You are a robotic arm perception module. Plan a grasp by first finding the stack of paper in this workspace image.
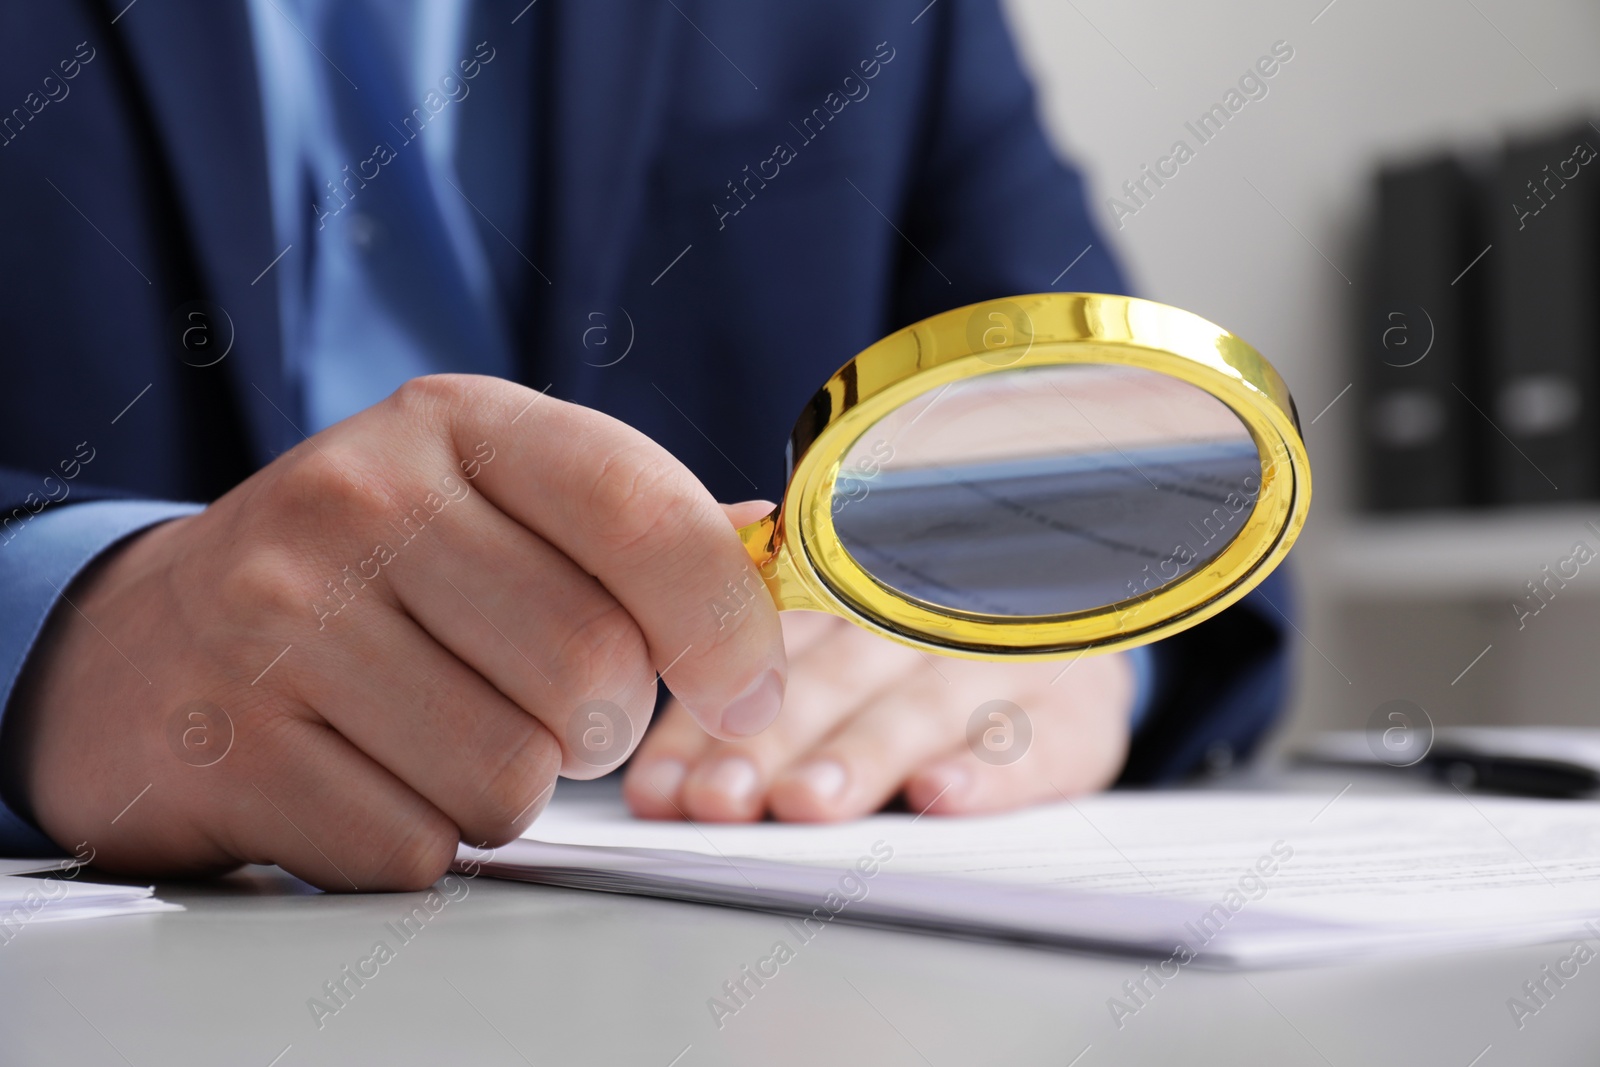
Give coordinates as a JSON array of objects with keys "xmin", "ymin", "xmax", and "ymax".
[
  {"xmin": 459, "ymin": 790, "xmax": 1600, "ymax": 967},
  {"xmin": 0, "ymin": 859, "xmax": 181, "ymax": 942}
]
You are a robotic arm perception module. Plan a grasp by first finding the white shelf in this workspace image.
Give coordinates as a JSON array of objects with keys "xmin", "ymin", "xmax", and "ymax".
[{"xmin": 1300, "ymin": 506, "xmax": 1600, "ymax": 597}]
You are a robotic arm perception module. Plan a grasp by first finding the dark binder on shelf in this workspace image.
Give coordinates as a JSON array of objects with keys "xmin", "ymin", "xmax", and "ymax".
[
  {"xmin": 1359, "ymin": 156, "xmax": 1482, "ymax": 512},
  {"xmin": 1482, "ymin": 124, "xmax": 1600, "ymax": 506}
]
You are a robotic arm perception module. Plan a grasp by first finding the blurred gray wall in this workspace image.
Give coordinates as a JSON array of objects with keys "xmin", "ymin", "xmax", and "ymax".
[{"xmin": 1003, "ymin": 0, "xmax": 1600, "ymax": 745}]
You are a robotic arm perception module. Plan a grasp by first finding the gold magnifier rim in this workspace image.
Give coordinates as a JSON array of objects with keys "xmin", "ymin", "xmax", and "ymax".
[{"xmin": 738, "ymin": 292, "xmax": 1310, "ymax": 661}]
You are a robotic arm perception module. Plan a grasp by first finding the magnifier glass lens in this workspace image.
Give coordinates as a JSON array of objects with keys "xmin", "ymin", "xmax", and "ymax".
[{"xmin": 829, "ymin": 364, "xmax": 1262, "ymax": 618}]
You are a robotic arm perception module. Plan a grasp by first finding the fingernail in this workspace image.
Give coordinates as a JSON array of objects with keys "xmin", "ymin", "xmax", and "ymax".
[
  {"xmin": 718, "ymin": 669, "xmax": 783, "ymax": 738},
  {"xmin": 794, "ymin": 759, "xmax": 847, "ymax": 801},
  {"xmin": 705, "ymin": 757, "xmax": 760, "ymax": 803},
  {"xmin": 641, "ymin": 759, "xmax": 686, "ymax": 802},
  {"xmin": 920, "ymin": 764, "xmax": 971, "ymax": 808}
]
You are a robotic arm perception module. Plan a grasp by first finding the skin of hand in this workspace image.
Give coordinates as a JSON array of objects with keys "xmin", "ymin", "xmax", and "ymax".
[
  {"xmin": 623, "ymin": 514, "xmax": 1137, "ymax": 825},
  {"xmin": 0, "ymin": 376, "xmax": 788, "ymax": 891}
]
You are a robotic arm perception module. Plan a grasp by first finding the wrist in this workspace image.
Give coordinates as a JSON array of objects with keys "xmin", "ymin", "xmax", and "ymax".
[{"xmin": 3, "ymin": 513, "xmax": 192, "ymax": 853}]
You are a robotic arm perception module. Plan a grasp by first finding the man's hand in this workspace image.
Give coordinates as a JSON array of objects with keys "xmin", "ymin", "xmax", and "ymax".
[
  {"xmin": 3, "ymin": 376, "xmax": 787, "ymax": 890},
  {"xmin": 623, "ymin": 611, "xmax": 1134, "ymax": 822}
]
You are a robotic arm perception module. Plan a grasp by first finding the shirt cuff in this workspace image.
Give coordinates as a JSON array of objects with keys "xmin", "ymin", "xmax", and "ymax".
[
  {"xmin": 0, "ymin": 499, "xmax": 204, "ymax": 856},
  {"xmin": 1125, "ymin": 644, "xmax": 1159, "ymax": 734}
]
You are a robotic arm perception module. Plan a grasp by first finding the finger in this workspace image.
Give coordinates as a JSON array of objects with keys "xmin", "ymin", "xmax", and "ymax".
[
  {"xmin": 719, "ymin": 499, "xmax": 776, "ymax": 528},
  {"xmin": 768, "ymin": 609, "xmax": 855, "ymax": 658},
  {"xmin": 622, "ymin": 612, "xmax": 860, "ymax": 820},
  {"xmin": 226, "ymin": 712, "xmax": 462, "ymax": 892},
  {"xmin": 376, "ymin": 484, "xmax": 655, "ymax": 779},
  {"xmin": 904, "ymin": 690, "xmax": 1131, "ymax": 817},
  {"xmin": 782, "ymin": 649, "xmax": 1135, "ymax": 820},
  {"xmin": 766, "ymin": 667, "xmax": 967, "ymax": 822},
  {"xmin": 290, "ymin": 596, "xmax": 562, "ymax": 847},
  {"xmin": 402, "ymin": 376, "xmax": 788, "ymax": 741},
  {"xmin": 675, "ymin": 617, "xmax": 925, "ymax": 821},
  {"xmin": 620, "ymin": 700, "xmax": 715, "ymax": 819}
]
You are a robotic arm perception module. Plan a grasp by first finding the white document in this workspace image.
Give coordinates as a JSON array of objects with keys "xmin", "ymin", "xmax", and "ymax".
[
  {"xmin": 458, "ymin": 789, "xmax": 1600, "ymax": 967},
  {"xmin": 0, "ymin": 874, "xmax": 181, "ymax": 940},
  {"xmin": 0, "ymin": 859, "xmax": 75, "ymax": 878}
]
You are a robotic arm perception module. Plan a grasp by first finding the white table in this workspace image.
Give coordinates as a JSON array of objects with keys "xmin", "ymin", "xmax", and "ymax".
[{"xmin": 3, "ymin": 774, "xmax": 1596, "ymax": 1065}]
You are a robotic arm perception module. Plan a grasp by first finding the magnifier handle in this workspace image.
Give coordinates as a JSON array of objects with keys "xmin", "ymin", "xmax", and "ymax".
[{"xmin": 735, "ymin": 507, "xmax": 826, "ymax": 612}]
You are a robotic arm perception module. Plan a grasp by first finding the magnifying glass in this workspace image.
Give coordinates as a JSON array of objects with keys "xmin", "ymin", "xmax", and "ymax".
[{"xmin": 736, "ymin": 292, "xmax": 1310, "ymax": 660}]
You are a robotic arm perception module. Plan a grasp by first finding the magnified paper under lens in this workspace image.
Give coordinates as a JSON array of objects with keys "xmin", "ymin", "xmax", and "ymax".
[{"xmin": 829, "ymin": 364, "xmax": 1263, "ymax": 618}]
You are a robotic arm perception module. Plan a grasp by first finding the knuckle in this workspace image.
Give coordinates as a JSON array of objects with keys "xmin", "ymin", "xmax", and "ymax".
[
  {"xmin": 387, "ymin": 373, "xmax": 471, "ymax": 422},
  {"xmin": 475, "ymin": 724, "xmax": 560, "ymax": 842},
  {"xmin": 699, "ymin": 583, "xmax": 761, "ymax": 651},
  {"xmin": 585, "ymin": 445, "xmax": 701, "ymax": 558},
  {"xmin": 216, "ymin": 549, "xmax": 306, "ymax": 622},
  {"xmin": 551, "ymin": 600, "xmax": 652, "ymax": 700},
  {"xmin": 287, "ymin": 441, "xmax": 395, "ymax": 524},
  {"xmin": 371, "ymin": 817, "xmax": 458, "ymax": 891}
]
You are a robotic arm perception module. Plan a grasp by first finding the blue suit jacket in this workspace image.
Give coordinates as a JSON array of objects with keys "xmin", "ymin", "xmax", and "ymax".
[{"xmin": 0, "ymin": 0, "xmax": 1289, "ymax": 785}]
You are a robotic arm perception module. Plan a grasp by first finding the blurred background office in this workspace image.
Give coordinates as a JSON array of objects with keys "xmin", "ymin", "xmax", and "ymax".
[{"xmin": 1001, "ymin": 0, "xmax": 1600, "ymax": 750}]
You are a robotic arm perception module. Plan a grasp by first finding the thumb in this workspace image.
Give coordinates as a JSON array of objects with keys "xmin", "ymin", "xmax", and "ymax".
[{"xmin": 719, "ymin": 499, "xmax": 777, "ymax": 529}]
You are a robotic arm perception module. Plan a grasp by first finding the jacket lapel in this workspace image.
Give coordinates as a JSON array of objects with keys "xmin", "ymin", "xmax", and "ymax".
[{"xmin": 110, "ymin": 0, "xmax": 291, "ymax": 465}]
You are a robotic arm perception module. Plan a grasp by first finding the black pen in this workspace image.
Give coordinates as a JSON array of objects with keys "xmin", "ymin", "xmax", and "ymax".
[{"xmin": 1425, "ymin": 747, "xmax": 1600, "ymax": 799}]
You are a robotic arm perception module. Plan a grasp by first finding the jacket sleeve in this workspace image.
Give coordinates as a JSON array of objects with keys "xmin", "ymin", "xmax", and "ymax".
[
  {"xmin": 891, "ymin": 0, "xmax": 1293, "ymax": 782},
  {"xmin": 0, "ymin": 469, "xmax": 201, "ymax": 855}
]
